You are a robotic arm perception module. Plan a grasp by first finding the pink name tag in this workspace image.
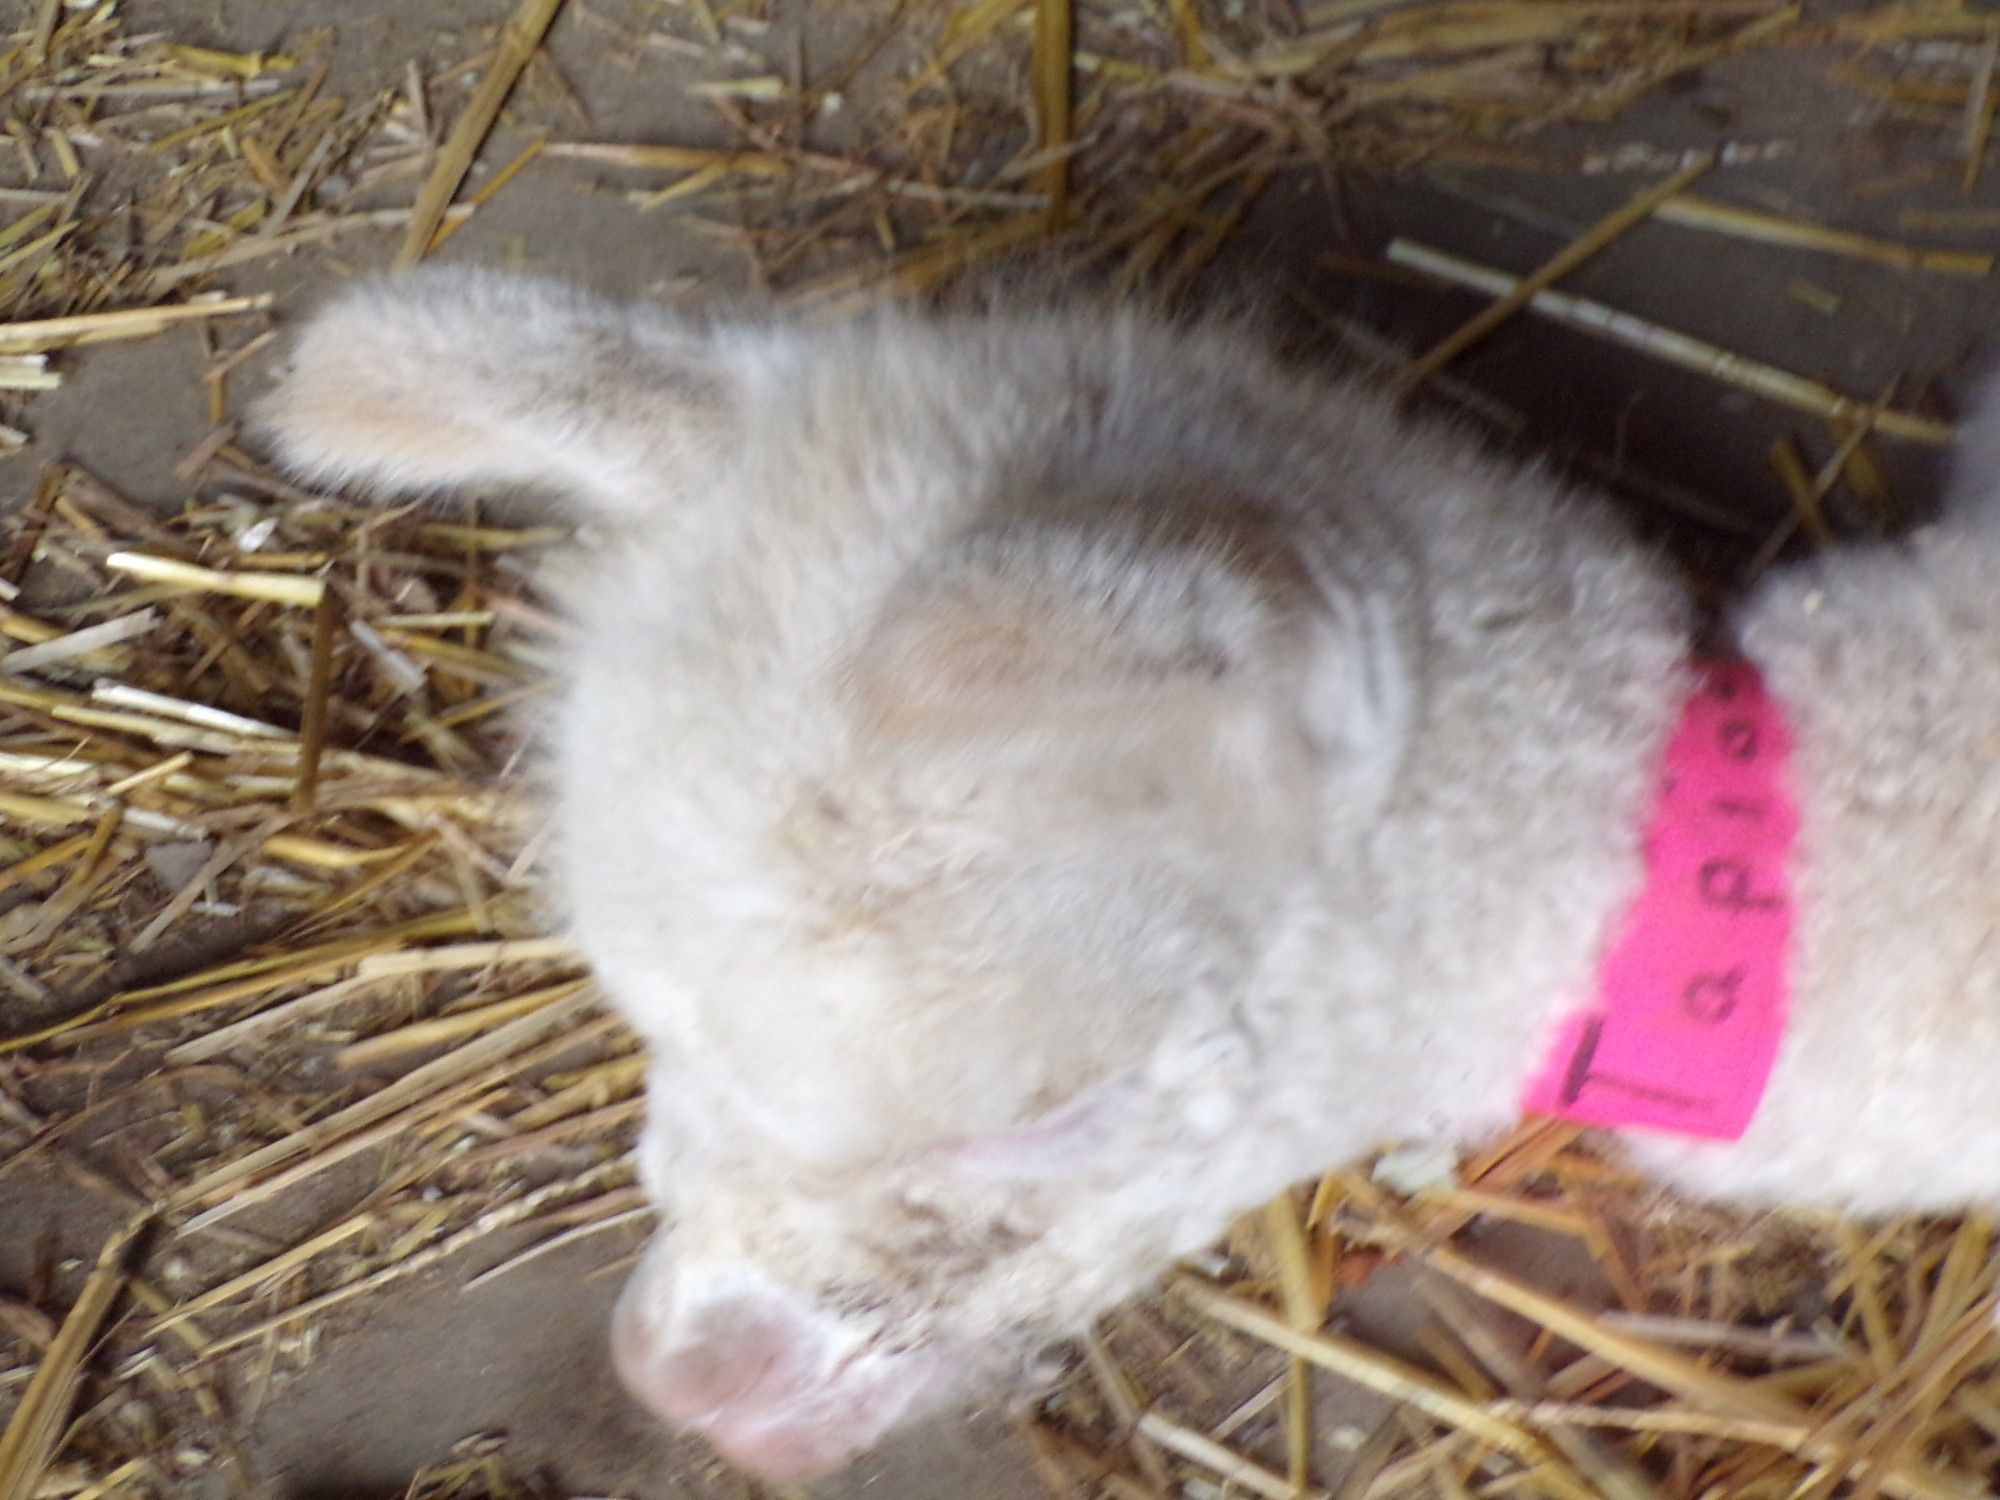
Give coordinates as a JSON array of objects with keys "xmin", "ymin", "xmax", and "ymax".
[{"xmin": 1522, "ymin": 661, "xmax": 1798, "ymax": 1141}]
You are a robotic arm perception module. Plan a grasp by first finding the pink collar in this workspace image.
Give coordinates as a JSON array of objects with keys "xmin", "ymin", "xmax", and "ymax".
[{"xmin": 1522, "ymin": 661, "xmax": 1798, "ymax": 1142}]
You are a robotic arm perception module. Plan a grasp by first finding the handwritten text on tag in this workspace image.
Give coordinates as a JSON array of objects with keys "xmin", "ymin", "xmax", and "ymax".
[{"xmin": 1523, "ymin": 662, "xmax": 1798, "ymax": 1142}]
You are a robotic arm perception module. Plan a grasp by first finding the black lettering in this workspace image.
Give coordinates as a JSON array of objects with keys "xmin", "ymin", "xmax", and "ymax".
[
  {"xmin": 1698, "ymin": 857, "xmax": 1783, "ymax": 912},
  {"xmin": 1682, "ymin": 967, "xmax": 1746, "ymax": 1024},
  {"xmin": 1717, "ymin": 718, "xmax": 1759, "ymax": 763},
  {"xmin": 1558, "ymin": 1014, "xmax": 1606, "ymax": 1106},
  {"xmin": 1559, "ymin": 1015, "xmax": 1709, "ymax": 1112},
  {"xmin": 1710, "ymin": 796, "xmax": 1766, "ymax": 821}
]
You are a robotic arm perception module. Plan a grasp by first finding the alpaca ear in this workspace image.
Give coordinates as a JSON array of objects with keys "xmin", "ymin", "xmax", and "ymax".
[
  {"xmin": 850, "ymin": 525, "xmax": 1300, "ymax": 745},
  {"xmin": 847, "ymin": 522, "xmax": 1409, "ymax": 808},
  {"xmin": 255, "ymin": 266, "xmax": 723, "ymax": 518}
]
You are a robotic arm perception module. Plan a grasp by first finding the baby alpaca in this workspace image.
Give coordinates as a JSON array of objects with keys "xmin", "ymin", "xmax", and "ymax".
[{"xmin": 258, "ymin": 268, "xmax": 2000, "ymax": 1484}]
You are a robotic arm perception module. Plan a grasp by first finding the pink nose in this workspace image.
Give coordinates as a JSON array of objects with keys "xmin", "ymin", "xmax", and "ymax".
[
  {"xmin": 706, "ymin": 1416, "xmax": 860, "ymax": 1486},
  {"xmin": 612, "ymin": 1296, "xmax": 862, "ymax": 1483},
  {"xmin": 612, "ymin": 1300, "xmax": 794, "ymax": 1425}
]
